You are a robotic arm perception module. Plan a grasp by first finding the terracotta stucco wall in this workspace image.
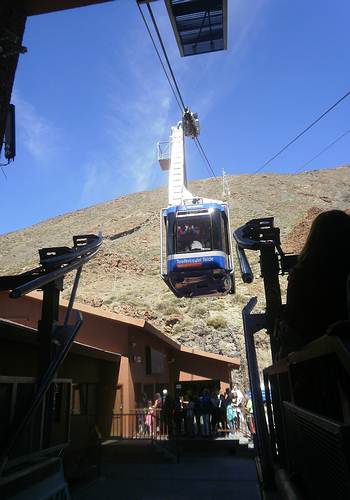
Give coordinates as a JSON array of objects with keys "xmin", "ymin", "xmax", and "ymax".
[{"xmin": 0, "ymin": 292, "xmax": 237, "ymax": 412}]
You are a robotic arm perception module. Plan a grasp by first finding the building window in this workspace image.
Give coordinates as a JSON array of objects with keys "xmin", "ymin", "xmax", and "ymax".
[
  {"xmin": 72, "ymin": 384, "xmax": 97, "ymax": 416},
  {"xmin": 145, "ymin": 346, "xmax": 165, "ymax": 375},
  {"xmin": 145, "ymin": 346, "xmax": 152, "ymax": 375},
  {"xmin": 72, "ymin": 384, "xmax": 87, "ymax": 415}
]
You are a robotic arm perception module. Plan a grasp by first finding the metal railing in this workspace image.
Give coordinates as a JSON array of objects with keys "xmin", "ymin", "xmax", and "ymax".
[
  {"xmin": 263, "ymin": 332, "xmax": 350, "ymax": 499},
  {"xmin": 0, "ymin": 233, "xmax": 102, "ymax": 298},
  {"xmin": 110, "ymin": 408, "xmax": 255, "ymax": 441},
  {"xmin": 111, "ymin": 410, "xmax": 169, "ymax": 440}
]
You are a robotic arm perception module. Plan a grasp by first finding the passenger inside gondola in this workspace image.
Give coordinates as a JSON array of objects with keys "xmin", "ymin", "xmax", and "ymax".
[{"xmin": 176, "ymin": 218, "xmax": 211, "ymax": 253}]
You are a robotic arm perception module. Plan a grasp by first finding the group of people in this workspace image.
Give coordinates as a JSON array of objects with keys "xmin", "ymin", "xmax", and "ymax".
[
  {"xmin": 138, "ymin": 385, "xmax": 255, "ymax": 439},
  {"xmin": 177, "ymin": 222, "xmax": 209, "ymax": 252}
]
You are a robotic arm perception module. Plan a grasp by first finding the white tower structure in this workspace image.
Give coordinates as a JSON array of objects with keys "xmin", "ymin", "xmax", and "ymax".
[{"xmin": 222, "ymin": 168, "xmax": 231, "ymax": 198}]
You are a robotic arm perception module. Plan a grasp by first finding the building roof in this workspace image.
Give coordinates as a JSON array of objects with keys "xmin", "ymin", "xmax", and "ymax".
[
  {"xmin": 24, "ymin": 0, "xmax": 114, "ymax": 16},
  {"xmin": 0, "ymin": 316, "xmax": 121, "ymax": 363},
  {"xmin": 27, "ymin": 291, "xmax": 240, "ymax": 368}
]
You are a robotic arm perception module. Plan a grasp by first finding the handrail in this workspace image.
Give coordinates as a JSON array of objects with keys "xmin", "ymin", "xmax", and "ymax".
[
  {"xmin": 233, "ymin": 218, "xmax": 282, "ymax": 285},
  {"xmin": 0, "ymin": 233, "xmax": 102, "ymax": 298},
  {"xmin": 235, "ymin": 244, "xmax": 254, "ymax": 283},
  {"xmin": 242, "ymin": 298, "xmax": 274, "ymax": 486},
  {"xmin": 10, "ymin": 234, "xmax": 102, "ymax": 298},
  {"xmin": 39, "ymin": 234, "xmax": 102, "ymax": 268},
  {"xmin": 233, "ymin": 217, "xmax": 280, "ymax": 251}
]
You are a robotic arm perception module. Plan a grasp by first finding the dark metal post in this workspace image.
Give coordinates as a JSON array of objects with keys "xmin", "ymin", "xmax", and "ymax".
[
  {"xmin": 260, "ymin": 244, "xmax": 282, "ymax": 361},
  {"xmin": 37, "ymin": 280, "xmax": 62, "ymax": 375},
  {"xmin": 37, "ymin": 280, "xmax": 62, "ymax": 449},
  {"xmin": 0, "ymin": 1, "xmax": 26, "ymax": 153}
]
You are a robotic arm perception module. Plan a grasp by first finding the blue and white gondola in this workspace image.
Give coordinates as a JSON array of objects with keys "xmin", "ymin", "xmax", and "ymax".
[{"xmin": 160, "ymin": 199, "xmax": 235, "ymax": 298}]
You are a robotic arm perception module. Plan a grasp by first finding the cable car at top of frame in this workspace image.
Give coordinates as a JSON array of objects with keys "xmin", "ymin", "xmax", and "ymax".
[{"xmin": 158, "ymin": 109, "xmax": 234, "ymax": 298}]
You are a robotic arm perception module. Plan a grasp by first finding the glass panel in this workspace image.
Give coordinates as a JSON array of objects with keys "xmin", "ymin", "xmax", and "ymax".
[
  {"xmin": 221, "ymin": 213, "xmax": 229, "ymax": 254},
  {"xmin": 212, "ymin": 210, "xmax": 223, "ymax": 252},
  {"xmin": 71, "ymin": 384, "xmax": 87, "ymax": 416},
  {"xmin": 150, "ymin": 348, "xmax": 164, "ymax": 374},
  {"xmin": 176, "ymin": 215, "xmax": 212, "ymax": 253},
  {"xmin": 166, "ymin": 212, "xmax": 176, "ymax": 255}
]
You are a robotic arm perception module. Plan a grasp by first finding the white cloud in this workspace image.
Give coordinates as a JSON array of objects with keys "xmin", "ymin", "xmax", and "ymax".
[
  {"xmin": 80, "ymin": 23, "xmax": 174, "ymax": 202},
  {"xmin": 13, "ymin": 91, "xmax": 60, "ymax": 163}
]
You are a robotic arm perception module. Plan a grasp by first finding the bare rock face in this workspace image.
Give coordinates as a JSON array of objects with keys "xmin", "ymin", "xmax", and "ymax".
[
  {"xmin": 165, "ymin": 316, "xmax": 180, "ymax": 327},
  {"xmin": 283, "ymin": 206, "xmax": 324, "ymax": 254},
  {"xmin": 1, "ymin": 167, "xmax": 349, "ymax": 387}
]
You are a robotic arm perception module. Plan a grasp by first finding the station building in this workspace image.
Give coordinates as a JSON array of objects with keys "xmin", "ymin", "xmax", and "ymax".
[{"xmin": 0, "ymin": 291, "xmax": 240, "ymax": 443}]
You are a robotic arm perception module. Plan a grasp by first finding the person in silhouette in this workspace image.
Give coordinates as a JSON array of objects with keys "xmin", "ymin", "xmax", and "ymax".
[{"xmin": 282, "ymin": 209, "xmax": 350, "ymax": 356}]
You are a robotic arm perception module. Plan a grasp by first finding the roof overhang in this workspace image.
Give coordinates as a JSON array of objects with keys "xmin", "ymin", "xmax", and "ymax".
[
  {"xmin": 165, "ymin": 0, "xmax": 228, "ymax": 57},
  {"xmin": 23, "ymin": 0, "xmax": 114, "ymax": 16},
  {"xmin": 0, "ymin": 318, "xmax": 121, "ymax": 363},
  {"xmin": 24, "ymin": 291, "xmax": 239, "ymax": 367}
]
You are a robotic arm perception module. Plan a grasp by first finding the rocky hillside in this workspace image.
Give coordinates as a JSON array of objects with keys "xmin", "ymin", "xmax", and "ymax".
[{"xmin": 1, "ymin": 166, "xmax": 349, "ymax": 384}]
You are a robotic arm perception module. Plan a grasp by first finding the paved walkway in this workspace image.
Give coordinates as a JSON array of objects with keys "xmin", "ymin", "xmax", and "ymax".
[{"xmin": 72, "ymin": 447, "xmax": 261, "ymax": 500}]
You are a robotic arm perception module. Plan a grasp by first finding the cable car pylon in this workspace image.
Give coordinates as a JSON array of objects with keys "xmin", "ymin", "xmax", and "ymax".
[{"xmin": 158, "ymin": 109, "xmax": 235, "ymax": 298}]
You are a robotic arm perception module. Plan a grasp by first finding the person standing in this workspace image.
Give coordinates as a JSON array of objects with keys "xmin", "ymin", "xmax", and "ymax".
[
  {"xmin": 174, "ymin": 397, "xmax": 183, "ymax": 436},
  {"xmin": 218, "ymin": 393, "xmax": 226, "ymax": 436},
  {"xmin": 186, "ymin": 397, "xmax": 195, "ymax": 437},
  {"xmin": 162, "ymin": 389, "xmax": 174, "ymax": 437},
  {"xmin": 154, "ymin": 393, "xmax": 162, "ymax": 436},
  {"xmin": 284, "ymin": 210, "xmax": 350, "ymax": 355},
  {"xmin": 145, "ymin": 401, "xmax": 154, "ymax": 437},
  {"xmin": 232, "ymin": 385, "xmax": 243, "ymax": 431},
  {"xmin": 210, "ymin": 391, "xmax": 219, "ymax": 435},
  {"xmin": 200, "ymin": 390, "xmax": 212, "ymax": 437},
  {"xmin": 226, "ymin": 400, "xmax": 236, "ymax": 438},
  {"xmin": 193, "ymin": 393, "xmax": 201, "ymax": 436},
  {"xmin": 245, "ymin": 394, "xmax": 255, "ymax": 437}
]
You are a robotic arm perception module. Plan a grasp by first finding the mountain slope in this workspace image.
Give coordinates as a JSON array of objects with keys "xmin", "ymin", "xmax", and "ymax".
[{"xmin": 1, "ymin": 166, "xmax": 349, "ymax": 384}]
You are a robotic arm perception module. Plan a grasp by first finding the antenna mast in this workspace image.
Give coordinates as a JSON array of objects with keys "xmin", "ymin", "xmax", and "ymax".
[{"xmin": 222, "ymin": 168, "xmax": 230, "ymax": 198}]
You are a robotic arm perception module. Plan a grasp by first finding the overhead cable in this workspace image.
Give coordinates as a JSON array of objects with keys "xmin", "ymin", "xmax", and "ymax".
[
  {"xmin": 194, "ymin": 138, "xmax": 218, "ymax": 179},
  {"xmin": 255, "ymin": 89, "xmax": 350, "ymax": 174},
  {"xmin": 136, "ymin": 2, "xmax": 183, "ymax": 113},
  {"xmin": 295, "ymin": 127, "xmax": 350, "ymax": 173},
  {"xmin": 146, "ymin": 3, "xmax": 186, "ymax": 111},
  {"xmin": 138, "ymin": 2, "xmax": 218, "ymax": 179}
]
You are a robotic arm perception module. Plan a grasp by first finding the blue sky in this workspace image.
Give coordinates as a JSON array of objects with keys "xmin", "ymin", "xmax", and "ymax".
[{"xmin": 1, "ymin": 0, "xmax": 350, "ymax": 234}]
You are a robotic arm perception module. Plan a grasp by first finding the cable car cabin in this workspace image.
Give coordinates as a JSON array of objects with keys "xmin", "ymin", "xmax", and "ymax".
[{"xmin": 160, "ymin": 201, "xmax": 234, "ymax": 298}]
